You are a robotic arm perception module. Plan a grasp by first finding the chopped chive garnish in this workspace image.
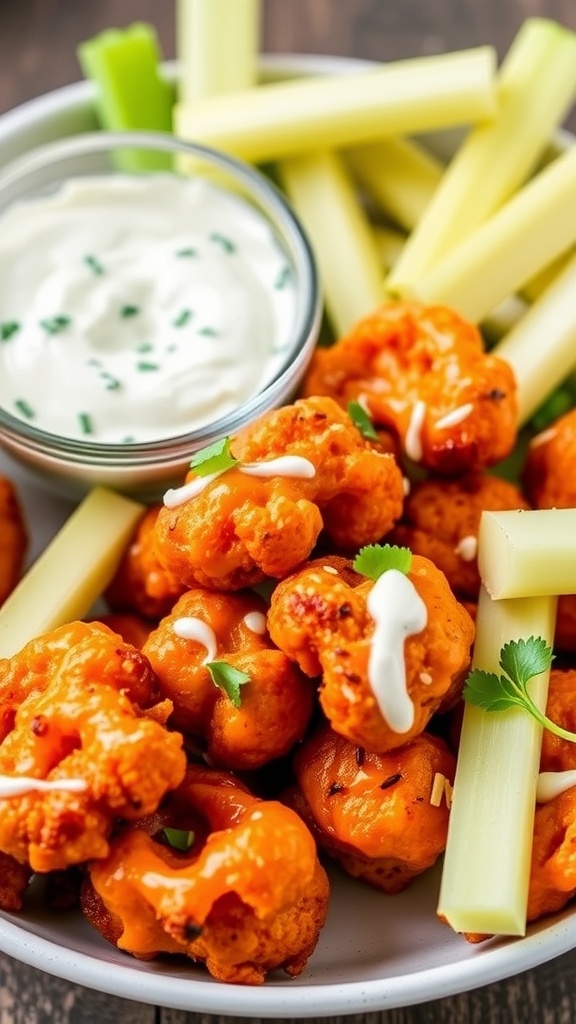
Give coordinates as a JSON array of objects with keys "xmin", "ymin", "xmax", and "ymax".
[
  {"xmin": 123, "ymin": 436, "xmax": 136, "ymax": 443},
  {"xmin": 100, "ymin": 372, "xmax": 121, "ymax": 391},
  {"xmin": 78, "ymin": 412, "xmax": 93, "ymax": 435},
  {"xmin": 136, "ymin": 361, "xmax": 159, "ymax": 371},
  {"xmin": 84, "ymin": 254, "xmax": 104, "ymax": 276},
  {"xmin": 137, "ymin": 342, "xmax": 154, "ymax": 354},
  {"xmin": 274, "ymin": 266, "xmax": 291, "ymax": 289},
  {"xmin": 0, "ymin": 321, "xmax": 20, "ymax": 341},
  {"xmin": 175, "ymin": 247, "xmax": 197, "ymax": 258},
  {"xmin": 87, "ymin": 357, "xmax": 102, "ymax": 367},
  {"xmin": 120, "ymin": 305, "xmax": 140, "ymax": 318},
  {"xmin": 209, "ymin": 232, "xmax": 236, "ymax": 254},
  {"xmin": 40, "ymin": 315, "xmax": 71, "ymax": 334},
  {"xmin": 15, "ymin": 398, "xmax": 34, "ymax": 418},
  {"xmin": 197, "ymin": 326, "xmax": 218, "ymax": 337},
  {"xmin": 173, "ymin": 309, "xmax": 193, "ymax": 328}
]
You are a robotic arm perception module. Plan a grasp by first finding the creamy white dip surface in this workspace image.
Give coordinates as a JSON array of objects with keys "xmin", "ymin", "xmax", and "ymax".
[{"xmin": 0, "ymin": 174, "xmax": 297, "ymax": 443}]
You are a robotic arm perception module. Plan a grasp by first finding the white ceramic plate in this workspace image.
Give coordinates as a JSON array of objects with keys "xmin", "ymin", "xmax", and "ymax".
[{"xmin": 0, "ymin": 54, "xmax": 575, "ymax": 1017}]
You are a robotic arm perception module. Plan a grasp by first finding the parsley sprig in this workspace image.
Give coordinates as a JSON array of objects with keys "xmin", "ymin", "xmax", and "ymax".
[
  {"xmin": 463, "ymin": 636, "xmax": 576, "ymax": 743},
  {"xmin": 353, "ymin": 543, "xmax": 412, "ymax": 580},
  {"xmin": 206, "ymin": 661, "xmax": 250, "ymax": 708}
]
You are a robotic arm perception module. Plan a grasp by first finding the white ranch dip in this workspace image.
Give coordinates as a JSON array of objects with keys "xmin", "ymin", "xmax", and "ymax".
[{"xmin": 0, "ymin": 174, "xmax": 298, "ymax": 443}]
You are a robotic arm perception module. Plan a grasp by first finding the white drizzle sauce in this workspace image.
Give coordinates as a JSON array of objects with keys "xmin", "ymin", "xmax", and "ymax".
[
  {"xmin": 434, "ymin": 403, "xmax": 474, "ymax": 430},
  {"xmin": 242, "ymin": 611, "xmax": 267, "ymax": 635},
  {"xmin": 404, "ymin": 400, "xmax": 427, "ymax": 462},
  {"xmin": 172, "ymin": 616, "xmax": 218, "ymax": 663},
  {"xmin": 536, "ymin": 769, "xmax": 576, "ymax": 803},
  {"xmin": 0, "ymin": 175, "xmax": 298, "ymax": 443},
  {"xmin": 455, "ymin": 535, "xmax": 478, "ymax": 561},
  {"xmin": 164, "ymin": 455, "xmax": 316, "ymax": 508},
  {"xmin": 366, "ymin": 569, "xmax": 428, "ymax": 733},
  {"xmin": 0, "ymin": 775, "xmax": 88, "ymax": 797}
]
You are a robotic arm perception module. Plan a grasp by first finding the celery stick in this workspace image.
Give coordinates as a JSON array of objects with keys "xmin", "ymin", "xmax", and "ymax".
[
  {"xmin": 521, "ymin": 248, "xmax": 573, "ymax": 303},
  {"xmin": 174, "ymin": 47, "xmax": 497, "ymax": 165},
  {"xmin": 388, "ymin": 19, "xmax": 576, "ymax": 293},
  {"xmin": 481, "ymin": 295, "xmax": 527, "ymax": 345},
  {"xmin": 411, "ymin": 144, "xmax": 576, "ymax": 323},
  {"xmin": 77, "ymin": 23, "xmax": 173, "ymax": 170},
  {"xmin": 0, "ymin": 488, "xmax": 144, "ymax": 659},
  {"xmin": 278, "ymin": 150, "xmax": 385, "ymax": 336},
  {"xmin": 478, "ymin": 509, "xmax": 576, "ymax": 599},
  {"xmin": 372, "ymin": 224, "xmax": 407, "ymax": 274},
  {"xmin": 495, "ymin": 251, "xmax": 576, "ymax": 424},
  {"xmin": 344, "ymin": 136, "xmax": 443, "ymax": 233},
  {"xmin": 176, "ymin": 0, "xmax": 260, "ymax": 104},
  {"xmin": 438, "ymin": 586, "xmax": 556, "ymax": 936}
]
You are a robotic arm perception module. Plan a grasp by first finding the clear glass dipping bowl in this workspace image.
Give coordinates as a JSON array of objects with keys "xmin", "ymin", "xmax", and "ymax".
[{"xmin": 0, "ymin": 130, "xmax": 321, "ymax": 499}]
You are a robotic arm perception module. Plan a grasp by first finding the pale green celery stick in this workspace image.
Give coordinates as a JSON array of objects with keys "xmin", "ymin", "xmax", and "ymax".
[
  {"xmin": 0, "ymin": 488, "xmax": 144, "ymax": 659},
  {"xmin": 478, "ymin": 508, "xmax": 576, "ymax": 599},
  {"xmin": 176, "ymin": 0, "xmax": 260, "ymax": 103},
  {"xmin": 521, "ymin": 248, "xmax": 573, "ymax": 303},
  {"xmin": 411, "ymin": 144, "xmax": 576, "ymax": 323},
  {"xmin": 481, "ymin": 294, "xmax": 527, "ymax": 346},
  {"xmin": 372, "ymin": 224, "xmax": 407, "ymax": 274},
  {"xmin": 438, "ymin": 585, "xmax": 557, "ymax": 936},
  {"xmin": 344, "ymin": 136, "xmax": 443, "ymax": 233},
  {"xmin": 77, "ymin": 23, "xmax": 173, "ymax": 171},
  {"xmin": 495, "ymin": 250, "xmax": 576, "ymax": 425},
  {"xmin": 388, "ymin": 19, "xmax": 576, "ymax": 293},
  {"xmin": 175, "ymin": 48, "xmax": 497, "ymax": 164},
  {"xmin": 278, "ymin": 150, "xmax": 385, "ymax": 336}
]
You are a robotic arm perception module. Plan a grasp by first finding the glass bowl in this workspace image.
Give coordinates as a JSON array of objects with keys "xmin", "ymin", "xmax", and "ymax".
[{"xmin": 0, "ymin": 130, "xmax": 321, "ymax": 499}]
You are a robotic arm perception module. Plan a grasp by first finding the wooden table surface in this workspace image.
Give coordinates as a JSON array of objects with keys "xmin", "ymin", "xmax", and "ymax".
[{"xmin": 1, "ymin": 0, "xmax": 576, "ymax": 1021}]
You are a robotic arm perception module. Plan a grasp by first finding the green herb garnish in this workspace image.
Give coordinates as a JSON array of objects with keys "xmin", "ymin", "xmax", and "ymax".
[
  {"xmin": 40, "ymin": 315, "xmax": 71, "ymax": 335},
  {"xmin": 197, "ymin": 325, "xmax": 219, "ymax": 337},
  {"xmin": 173, "ymin": 309, "xmax": 193, "ymax": 328},
  {"xmin": 274, "ymin": 266, "xmax": 291, "ymax": 289},
  {"xmin": 121, "ymin": 305, "xmax": 140, "ymax": 318},
  {"xmin": 84, "ymin": 254, "xmax": 104, "ymax": 276},
  {"xmin": 461, "ymin": 637, "xmax": 573, "ymax": 741},
  {"xmin": 206, "ymin": 661, "xmax": 250, "ymax": 708},
  {"xmin": 209, "ymin": 232, "xmax": 236, "ymax": 254},
  {"xmin": 100, "ymin": 372, "xmax": 121, "ymax": 391},
  {"xmin": 190, "ymin": 436, "xmax": 238, "ymax": 477},
  {"xmin": 175, "ymin": 247, "xmax": 197, "ymax": 258},
  {"xmin": 353, "ymin": 543, "xmax": 412, "ymax": 580},
  {"xmin": 14, "ymin": 398, "xmax": 34, "ymax": 419},
  {"xmin": 163, "ymin": 828, "xmax": 195, "ymax": 851},
  {"xmin": 0, "ymin": 321, "xmax": 20, "ymax": 341},
  {"xmin": 136, "ymin": 362, "xmax": 159, "ymax": 372},
  {"xmin": 78, "ymin": 412, "xmax": 93, "ymax": 435},
  {"xmin": 347, "ymin": 400, "xmax": 379, "ymax": 441}
]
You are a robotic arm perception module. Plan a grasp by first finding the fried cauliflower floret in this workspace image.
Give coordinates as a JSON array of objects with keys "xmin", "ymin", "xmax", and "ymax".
[
  {"xmin": 0, "ymin": 850, "xmax": 31, "ymax": 910},
  {"xmin": 391, "ymin": 473, "xmax": 528, "ymax": 600},
  {"xmin": 523, "ymin": 409, "xmax": 576, "ymax": 509},
  {"xmin": 0, "ymin": 621, "xmax": 186, "ymax": 872},
  {"xmin": 287, "ymin": 722, "xmax": 455, "ymax": 892},
  {"xmin": 0, "ymin": 475, "xmax": 27, "ymax": 607},
  {"xmin": 539, "ymin": 669, "xmax": 576, "ymax": 775},
  {"xmin": 268, "ymin": 555, "xmax": 474, "ymax": 752},
  {"xmin": 105, "ymin": 505, "xmax": 186, "ymax": 620},
  {"xmin": 81, "ymin": 765, "xmax": 330, "ymax": 985},
  {"xmin": 143, "ymin": 589, "xmax": 314, "ymax": 770},
  {"xmin": 302, "ymin": 301, "xmax": 517, "ymax": 475},
  {"xmin": 154, "ymin": 396, "xmax": 405, "ymax": 591}
]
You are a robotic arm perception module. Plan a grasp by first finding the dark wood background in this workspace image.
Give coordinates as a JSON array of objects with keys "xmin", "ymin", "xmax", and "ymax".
[{"xmin": 0, "ymin": 0, "xmax": 575, "ymax": 1021}]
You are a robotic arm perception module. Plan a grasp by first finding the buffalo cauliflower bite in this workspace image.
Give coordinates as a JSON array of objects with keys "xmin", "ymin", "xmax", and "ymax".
[
  {"xmin": 523, "ymin": 408, "xmax": 576, "ymax": 509},
  {"xmin": 287, "ymin": 722, "xmax": 455, "ymax": 892},
  {"xmin": 154, "ymin": 396, "xmax": 405, "ymax": 591},
  {"xmin": 268, "ymin": 554, "xmax": 474, "ymax": 752},
  {"xmin": 302, "ymin": 301, "xmax": 517, "ymax": 475},
  {"xmin": 105, "ymin": 504, "xmax": 187, "ymax": 620},
  {"xmin": 142, "ymin": 588, "xmax": 314, "ymax": 770},
  {"xmin": 81, "ymin": 765, "xmax": 330, "ymax": 985},
  {"xmin": 0, "ymin": 621, "xmax": 186, "ymax": 872},
  {"xmin": 0, "ymin": 475, "xmax": 27, "ymax": 608},
  {"xmin": 391, "ymin": 473, "xmax": 528, "ymax": 600}
]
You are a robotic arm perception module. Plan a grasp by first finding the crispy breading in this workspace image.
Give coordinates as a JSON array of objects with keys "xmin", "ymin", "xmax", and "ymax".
[
  {"xmin": 0, "ymin": 621, "xmax": 186, "ymax": 872},
  {"xmin": 302, "ymin": 301, "xmax": 517, "ymax": 475},
  {"xmin": 154, "ymin": 396, "xmax": 404, "ymax": 591},
  {"xmin": 523, "ymin": 408, "xmax": 576, "ymax": 509},
  {"xmin": 143, "ymin": 588, "xmax": 313, "ymax": 770},
  {"xmin": 268, "ymin": 554, "xmax": 474, "ymax": 752},
  {"xmin": 288, "ymin": 722, "xmax": 455, "ymax": 892},
  {"xmin": 0, "ymin": 850, "xmax": 31, "ymax": 910},
  {"xmin": 0, "ymin": 475, "xmax": 27, "ymax": 607},
  {"xmin": 105, "ymin": 504, "xmax": 186, "ymax": 620},
  {"xmin": 82, "ymin": 765, "xmax": 330, "ymax": 985},
  {"xmin": 528, "ymin": 788, "xmax": 576, "ymax": 924},
  {"xmin": 391, "ymin": 473, "xmax": 528, "ymax": 600}
]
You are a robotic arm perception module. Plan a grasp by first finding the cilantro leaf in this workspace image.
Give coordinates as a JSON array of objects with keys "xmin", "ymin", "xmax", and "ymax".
[
  {"xmin": 463, "ymin": 669, "xmax": 526, "ymax": 713},
  {"xmin": 206, "ymin": 661, "xmax": 250, "ymax": 707},
  {"xmin": 353, "ymin": 543, "xmax": 412, "ymax": 580},
  {"xmin": 163, "ymin": 827, "xmax": 195, "ymax": 851},
  {"xmin": 190, "ymin": 437, "xmax": 237, "ymax": 477},
  {"xmin": 499, "ymin": 636, "xmax": 553, "ymax": 690},
  {"xmin": 347, "ymin": 400, "xmax": 379, "ymax": 441}
]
